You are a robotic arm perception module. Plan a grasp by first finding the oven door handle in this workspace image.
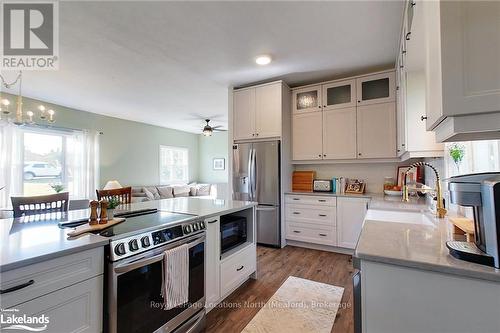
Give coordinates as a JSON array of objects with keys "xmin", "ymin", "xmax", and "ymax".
[
  {"xmin": 114, "ymin": 234, "xmax": 205, "ymax": 274},
  {"xmin": 114, "ymin": 253, "xmax": 165, "ymax": 274}
]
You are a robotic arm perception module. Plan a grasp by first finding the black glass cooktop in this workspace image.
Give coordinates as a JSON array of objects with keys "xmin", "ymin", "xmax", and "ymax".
[{"xmin": 99, "ymin": 209, "xmax": 196, "ymax": 238}]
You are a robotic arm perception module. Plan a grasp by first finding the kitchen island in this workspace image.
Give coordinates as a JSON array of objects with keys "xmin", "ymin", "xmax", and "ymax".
[
  {"xmin": 354, "ymin": 205, "xmax": 500, "ymax": 333},
  {"xmin": 0, "ymin": 197, "xmax": 256, "ymax": 333}
]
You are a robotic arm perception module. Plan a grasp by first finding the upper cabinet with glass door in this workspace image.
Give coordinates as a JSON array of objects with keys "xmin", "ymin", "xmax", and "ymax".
[
  {"xmin": 356, "ymin": 71, "xmax": 395, "ymax": 106},
  {"xmin": 322, "ymin": 79, "xmax": 356, "ymax": 111},
  {"xmin": 292, "ymin": 85, "xmax": 322, "ymax": 114}
]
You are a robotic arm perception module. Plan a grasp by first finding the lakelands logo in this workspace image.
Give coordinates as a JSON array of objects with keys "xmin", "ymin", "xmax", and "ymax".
[
  {"xmin": 1, "ymin": 1, "xmax": 59, "ymax": 70},
  {"xmin": 0, "ymin": 308, "xmax": 49, "ymax": 331}
]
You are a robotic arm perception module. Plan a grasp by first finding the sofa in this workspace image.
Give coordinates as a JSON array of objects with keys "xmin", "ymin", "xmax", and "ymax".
[{"xmin": 131, "ymin": 183, "xmax": 214, "ymax": 203}]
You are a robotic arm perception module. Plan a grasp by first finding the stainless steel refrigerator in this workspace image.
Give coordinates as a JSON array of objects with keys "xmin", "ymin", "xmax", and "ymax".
[{"xmin": 233, "ymin": 140, "xmax": 280, "ymax": 247}]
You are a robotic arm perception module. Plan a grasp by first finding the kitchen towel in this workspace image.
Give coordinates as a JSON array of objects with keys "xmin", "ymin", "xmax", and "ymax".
[{"xmin": 161, "ymin": 243, "xmax": 189, "ymax": 310}]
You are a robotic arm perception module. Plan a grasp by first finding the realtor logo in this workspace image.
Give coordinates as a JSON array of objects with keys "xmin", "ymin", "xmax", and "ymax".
[{"xmin": 1, "ymin": 1, "xmax": 59, "ymax": 70}]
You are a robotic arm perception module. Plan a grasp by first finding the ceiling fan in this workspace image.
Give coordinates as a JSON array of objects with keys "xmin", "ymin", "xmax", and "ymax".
[{"xmin": 202, "ymin": 119, "xmax": 227, "ymax": 136}]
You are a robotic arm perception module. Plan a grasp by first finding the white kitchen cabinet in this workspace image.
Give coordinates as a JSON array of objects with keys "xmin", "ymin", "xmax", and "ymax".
[
  {"xmin": 356, "ymin": 72, "xmax": 396, "ymax": 106},
  {"xmin": 285, "ymin": 194, "xmax": 337, "ymax": 247},
  {"xmin": 233, "ymin": 88, "xmax": 255, "ymax": 140},
  {"xmin": 322, "ymin": 79, "xmax": 357, "ymax": 111},
  {"xmin": 337, "ymin": 197, "xmax": 369, "ymax": 249},
  {"xmin": 291, "ymin": 70, "xmax": 398, "ymax": 161},
  {"xmin": 405, "ymin": 71, "xmax": 443, "ymax": 155},
  {"xmin": 204, "ymin": 216, "xmax": 220, "ymax": 309},
  {"xmin": 233, "ymin": 81, "xmax": 287, "ymax": 141},
  {"xmin": 322, "ymin": 107, "xmax": 357, "ymax": 159},
  {"xmin": 292, "ymin": 85, "xmax": 322, "ymax": 114},
  {"xmin": 292, "ymin": 112, "xmax": 323, "ymax": 160},
  {"xmin": 356, "ymin": 102, "xmax": 397, "ymax": 159},
  {"xmin": 220, "ymin": 244, "xmax": 256, "ymax": 297},
  {"xmin": 423, "ymin": 0, "xmax": 500, "ymax": 132},
  {"xmin": 0, "ymin": 248, "xmax": 103, "ymax": 309},
  {"xmin": 15, "ymin": 276, "xmax": 103, "ymax": 333},
  {"xmin": 255, "ymin": 83, "xmax": 282, "ymax": 138},
  {"xmin": 396, "ymin": 61, "xmax": 407, "ymax": 157}
]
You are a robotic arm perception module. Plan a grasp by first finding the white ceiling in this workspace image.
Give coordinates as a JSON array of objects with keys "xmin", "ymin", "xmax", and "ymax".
[{"xmin": 1, "ymin": 1, "xmax": 404, "ymax": 133}]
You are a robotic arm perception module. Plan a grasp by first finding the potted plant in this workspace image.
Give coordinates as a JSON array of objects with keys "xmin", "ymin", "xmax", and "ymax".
[
  {"xmin": 449, "ymin": 143, "xmax": 465, "ymax": 174},
  {"xmin": 50, "ymin": 184, "xmax": 65, "ymax": 193},
  {"xmin": 107, "ymin": 197, "xmax": 121, "ymax": 220}
]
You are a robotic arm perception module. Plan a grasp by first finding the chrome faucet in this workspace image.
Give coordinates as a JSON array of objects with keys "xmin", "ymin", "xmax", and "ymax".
[{"xmin": 402, "ymin": 162, "xmax": 447, "ymax": 218}]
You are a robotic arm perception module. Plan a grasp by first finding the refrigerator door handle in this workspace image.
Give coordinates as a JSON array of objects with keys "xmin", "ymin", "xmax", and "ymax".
[
  {"xmin": 247, "ymin": 148, "xmax": 254, "ymax": 201},
  {"xmin": 252, "ymin": 148, "xmax": 257, "ymax": 202}
]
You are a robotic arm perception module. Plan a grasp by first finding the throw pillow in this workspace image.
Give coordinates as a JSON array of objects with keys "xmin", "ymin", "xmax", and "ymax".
[
  {"xmin": 196, "ymin": 184, "xmax": 211, "ymax": 196},
  {"xmin": 143, "ymin": 186, "xmax": 160, "ymax": 200},
  {"xmin": 172, "ymin": 185, "xmax": 190, "ymax": 197},
  {"xmin": 157, "ymin": 186, "xmax": 173, "ymax": 199}
]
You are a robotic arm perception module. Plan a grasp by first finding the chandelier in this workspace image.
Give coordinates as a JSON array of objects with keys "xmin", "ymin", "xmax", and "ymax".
[{"xmin": 0, "ymin": 71, "xmax": 55, "ymax": 125}]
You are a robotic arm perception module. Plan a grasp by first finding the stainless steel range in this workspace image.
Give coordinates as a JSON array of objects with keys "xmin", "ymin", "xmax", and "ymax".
[{"xmin": 100, "ymin": 209, "xmax": 206, "ymax": 333}]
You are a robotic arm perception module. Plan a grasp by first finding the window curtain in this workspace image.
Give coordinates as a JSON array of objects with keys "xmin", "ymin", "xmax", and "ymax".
[
  {"xmin": 0, "ymin": 123, "xmax": 23, "ymax": 208},
  {"xmin": 65, "ymin": 130, "xmax": 100, "ymax": 200}
]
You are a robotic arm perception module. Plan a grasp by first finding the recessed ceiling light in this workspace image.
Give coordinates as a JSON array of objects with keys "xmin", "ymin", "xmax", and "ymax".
[{"xmin": 255, "ymin": 55, "xmax": 272, "ymax": 65}]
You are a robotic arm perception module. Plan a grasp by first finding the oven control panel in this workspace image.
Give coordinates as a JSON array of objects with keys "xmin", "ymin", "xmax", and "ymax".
[{"xmin": 109, "ymin": 219, "xmax": 206, "ymax": 261}]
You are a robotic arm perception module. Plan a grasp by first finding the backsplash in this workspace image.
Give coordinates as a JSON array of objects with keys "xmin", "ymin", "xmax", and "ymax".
[{"xmin": 294, "ymin": 159, "xmax": 422, "ymax": 194}]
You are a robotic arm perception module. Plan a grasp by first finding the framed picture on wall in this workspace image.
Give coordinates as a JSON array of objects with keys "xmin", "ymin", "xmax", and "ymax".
[
  {"xmin": 397, "ymin": 166, "xmax": 421, "ymax": 187},
  {"xmin": 213, "ymin": 158, "xmax": 225, "ymax": 170}
]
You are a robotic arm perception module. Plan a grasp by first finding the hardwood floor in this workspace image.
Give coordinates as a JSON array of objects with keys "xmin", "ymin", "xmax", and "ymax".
[{"xmin": 206, "ymin": 245, "xmax": 355, "ymax": 333}]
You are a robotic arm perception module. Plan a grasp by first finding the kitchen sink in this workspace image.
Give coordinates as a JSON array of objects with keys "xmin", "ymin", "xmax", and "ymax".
[{"xmin": 365, "ymin": 209, "xmax": 435, "ymax": 226}]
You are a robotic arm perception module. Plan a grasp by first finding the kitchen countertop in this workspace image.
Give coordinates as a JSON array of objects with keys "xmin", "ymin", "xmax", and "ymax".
[
  {"xmin": 355, "ymin": 205, "xmax": 500, "ymax": 283},
  {"xmin": 285, "ymin": 191, "xmax": 427, "ymax": 209},
  {"xmin": 0, "ymin": 197, "xmax": 256, "ymax": 272}
]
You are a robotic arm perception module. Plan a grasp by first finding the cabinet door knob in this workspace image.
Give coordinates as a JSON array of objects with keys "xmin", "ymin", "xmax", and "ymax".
[
  {"xmin": 421, "ymin": 115, "xmax": 427, "ymax": 121},
  {"xmin": 406, "ymin": 32, "xmax": 411, "ymax": 40},
  {"xmin": 323, "ymin": 154, "xmax": 326, "ymax": 157},
  {"xmin": 255, "ymin": 133, "xmax": 259, "ymax": 136},
  {"xmin": 318, "ymin": 154, "xmax": 322, "ymax": 158},
  {"xmin": 358, "ymin": 153, "xmax": 362, "ymax": 156},
  {"xmin": 318, "ymin": 106, "xmax": 322, "ymax": 109},
  {"xmin": 319, "ymin": 233, "xmax": 327, "ymax": 237},
  {"xmin": 323, "ymin": 105, "xmax": 326, "ymax": 108},
  {"xmin": 252, "ymin": 133, "xmax": 255, "ymax": 136}
]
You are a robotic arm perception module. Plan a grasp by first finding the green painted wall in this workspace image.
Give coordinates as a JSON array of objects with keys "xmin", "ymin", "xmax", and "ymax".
[
  {"xmin": 3, "ymin": 93, "xmax": 199, "ymax": 187},
  {"xmin": 197, "ymin": 132, "xmax": 229, "ymax": 184}
]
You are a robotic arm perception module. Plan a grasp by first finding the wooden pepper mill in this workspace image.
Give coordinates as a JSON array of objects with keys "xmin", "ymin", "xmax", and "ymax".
[
  {"xmin": 99, "ymin": 200, "xmax": 109, "ymax": 224},
  {"xmin": 89, "ymin": 200, "xmax": 99, "ymax": 225}
]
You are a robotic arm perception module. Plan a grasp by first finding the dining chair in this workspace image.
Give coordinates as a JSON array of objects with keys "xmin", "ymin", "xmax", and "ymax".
[
  {"xmin": 96, "ymin": 186, "xmax": 132, "ymax": 204},
  {"xmin": 11, "ymin": 192, "xmax": 70, "ymax": 218}
]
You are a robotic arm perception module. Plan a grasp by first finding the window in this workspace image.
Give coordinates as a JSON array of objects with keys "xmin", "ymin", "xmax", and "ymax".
[
  {"xmin": 445, "ymin": 140, "xmax": 500, "ymax": 178},
  {"xmin": 0, "ymin": 124, "xmax": 99, "ymax": 207},
  {"xmin": 23, "ymin": 131, "xmax": 64, "ymax": 196},
  {"xmin": 159, "ymin": 146, "xmax": 189, "ymax": 184}
]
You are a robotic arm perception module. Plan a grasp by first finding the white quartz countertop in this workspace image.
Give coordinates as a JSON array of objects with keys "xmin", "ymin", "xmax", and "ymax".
[
  {"xmin": 0, "ymin": 197, "xmax": 256, "ymax": 272},
  {"xmin": 355, "ymin": 207, "xmax": 500, "ymax": 283}
]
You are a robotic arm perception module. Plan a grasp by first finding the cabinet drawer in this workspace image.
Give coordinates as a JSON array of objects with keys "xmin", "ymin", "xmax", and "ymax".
[
  {"xmin": 220, "ymin": 244, "xmax": 256, "ymax": 297},
  {"xmin": 286, "ymin": 205, "xmax": 336, "ymax": 226},
  {"xmin": 0, "ymin": 247, "xmax": 104, "ymax": 308},
  {"xmin": 285, "ymin": 195, "xmax": 336, "ymax": 207},
  {"xmin": 14, "ymin": 275, "xmax": 103, "ymax": 333},
  {"xmin": 286, "ymin": 223, "xmax": 336, "ymax": 246}
]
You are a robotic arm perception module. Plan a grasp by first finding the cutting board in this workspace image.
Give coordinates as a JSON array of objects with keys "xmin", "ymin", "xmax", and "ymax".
[
  {"xmin": 292, "ymin": 171, "xmax": 316, "ymax": 192},
  {"xmin": 67, "ymin": 218, "xmax": 126, "ymax": 238},
  {"xmin": 449, "ymin": 217, "xmax": 475, "ymax": 242}
]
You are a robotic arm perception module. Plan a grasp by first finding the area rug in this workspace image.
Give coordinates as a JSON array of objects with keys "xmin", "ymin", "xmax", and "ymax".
[{"xmin": 242, "ymin": 276, "xmax": 345, "ymax": 333}]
